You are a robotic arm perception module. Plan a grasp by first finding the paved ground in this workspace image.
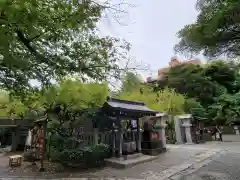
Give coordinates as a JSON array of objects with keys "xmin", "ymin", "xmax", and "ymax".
[
  {"xmin": 175, "ymin": 152, "xmax": 240, "ymax": 180},
  {"xmin": 0, "ymin": 136, "xmax": 240, "ymax": 179},
  {"xmin": 169, "ymin": 141, "xmax": 240, "ymax": 180},
  {"xmin": 222, "ymin": 134, "xmax": 240, "ymax": 142},
  {"xmin": 0, "ymin": 143, "xmax": 222, "ymax": 179}
]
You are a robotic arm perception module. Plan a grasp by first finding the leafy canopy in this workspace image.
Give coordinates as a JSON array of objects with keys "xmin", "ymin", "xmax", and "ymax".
[
  {"xmin": 0, "ymin": 0, "xmax": 129, "ymax": 92},
  {"xmin": 121, "ymin": 72, "xmax": 142, "ymax": 93},
  {"xmin": 155, "ymin": 60, "xmax": 240, "ymax": 125},
  {"xmin": 0, "ymin": 90, "xmax": 26, "ymax": 117},
  {"xmin": 157, "ymin": 61, "xmax": 239, "ymax": 107},
  {"xmin": 119, "ymin": 86, "xmax": 185, "ymax": 115},
  {"xmin": 184, "ymin": 98, "xmax": 207, "ymax": 121},
  {"xmin": 0, "ymin": 80, "xmax": 108, "ymax": 121},
  {"xmin": 175, "ymin": 0, "xmax": 240, "ymax": 58},
  {"xmin": 208, "ymin": 93, "xmax": 240, "ymax": 125},
  {"xmin": 42, "ymin": 79, "xmax": 108, "ymax": 111}
]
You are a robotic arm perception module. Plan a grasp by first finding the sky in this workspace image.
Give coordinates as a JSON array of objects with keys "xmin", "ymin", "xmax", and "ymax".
[{"xmin": 98, "ymin": 0, "xmax": 204, "ymax": 79}]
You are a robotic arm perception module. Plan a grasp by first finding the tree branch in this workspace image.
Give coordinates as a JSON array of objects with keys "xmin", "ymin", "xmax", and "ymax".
[{"xmin": 16, "ymin": 30, "xmax": 37, "ymax": 54}]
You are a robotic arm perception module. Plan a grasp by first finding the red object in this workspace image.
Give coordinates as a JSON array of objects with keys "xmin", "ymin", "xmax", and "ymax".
[
  {"xmin": 39, "ymin": 130, "xmax": 44, "ymax": 138},
  {"xmin": 151, "ymin": 132, "xmax": 159, "ymax": 141}
]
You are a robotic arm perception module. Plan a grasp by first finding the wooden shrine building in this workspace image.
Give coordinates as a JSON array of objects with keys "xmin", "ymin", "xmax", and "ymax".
[{"xmin": 98, "ymin": 97, "xmax": 159, "ymax": 158}]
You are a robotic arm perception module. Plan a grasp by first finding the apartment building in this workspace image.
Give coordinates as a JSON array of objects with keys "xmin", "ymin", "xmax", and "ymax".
[{"xmin": 146, "ymin": 57, "xmax": 201, "ymax": 83}]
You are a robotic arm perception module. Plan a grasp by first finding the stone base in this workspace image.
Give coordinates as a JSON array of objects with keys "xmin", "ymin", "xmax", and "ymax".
[
  {"xmin": 142, "ymin": 147, "xmax": 166, "ymax": 156},
  {"xmin": 175, "ymin": 141, "xmax": 184, "ymax": 145},
  {"xmin": 185, "ymin": 142, "xmax": 194, "ymax": 145},
  {"xmin": 105, "ymin": 153, "xmax": 159, "ymax": 169},
  {"xmin": 195, "ymin": 140, "xmax": 206, "ymax": 144}
]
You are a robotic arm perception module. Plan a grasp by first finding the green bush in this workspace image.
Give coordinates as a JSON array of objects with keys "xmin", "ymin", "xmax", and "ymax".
[{"xmin": 50, "ymin": 143, "xmax": 110, "ymax": 168}]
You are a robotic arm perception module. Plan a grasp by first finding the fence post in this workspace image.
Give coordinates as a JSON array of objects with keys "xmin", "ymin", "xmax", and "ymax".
[{"xmin": 93, "ymin": 128, "xmax": 99, "ymax": 145}]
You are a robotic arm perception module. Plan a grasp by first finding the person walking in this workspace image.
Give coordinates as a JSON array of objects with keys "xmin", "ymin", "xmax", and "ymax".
[{"xmin": 216, "ymin": 126, "xmax": 223, "ymax": 142}]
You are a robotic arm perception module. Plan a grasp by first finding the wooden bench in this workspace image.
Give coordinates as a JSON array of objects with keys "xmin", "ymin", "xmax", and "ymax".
[{"xmin": 9, "ymin": 155, "xmax": 23, "ymax": 167}]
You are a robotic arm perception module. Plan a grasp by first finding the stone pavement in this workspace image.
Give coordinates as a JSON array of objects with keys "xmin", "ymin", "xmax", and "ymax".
[
  {"xmin": 7, "ymin": 139, "xmax": 240, "ymax": 180},
  {"xmin": 172, "ymin": 152, "xmax": 240, "ymax": 180},
  {"xmin": 0, "ymin": 143, "xmax": 224, "ymax": 180},
  {"xmin": 83, "ymin": 145, "xmax": 221, "ymax": 180},
  {"xmin": 169, "ymin": 141, "xmax": 240, "ymax": 180},
  {"xmin": 222, "ymin": 134, "xmax": 240, "ymax": 142}
]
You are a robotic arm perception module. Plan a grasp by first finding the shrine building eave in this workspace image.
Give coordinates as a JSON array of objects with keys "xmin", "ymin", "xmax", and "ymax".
[{"xmin": 103, "ymin": 97, "xmax": 158, "ymax": 118}]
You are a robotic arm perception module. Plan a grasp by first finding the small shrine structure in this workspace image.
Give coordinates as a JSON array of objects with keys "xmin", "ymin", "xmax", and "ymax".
[{"xmin": 100, "ymin": 97, "xmax": 159, "ymax": 158}]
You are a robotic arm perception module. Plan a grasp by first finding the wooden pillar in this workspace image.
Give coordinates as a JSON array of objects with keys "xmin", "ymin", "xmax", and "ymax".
[
  {"xmin": 112, "ymin": 130, "xmax": 115, "ymax": 157},
  {"xmin": 136, "ymin": 119, "xmax": 141, "ymax": 152},
  {"xmin": 11, "ymin": 126, "xmax": 20, "ymax": 152},
  {"xmin": 93, "ymin": 128, "xmax": 99, "ymax": 145},
  {"xmin": 11, "ymin": 129, "xmax": 17, "ymax": 152},
  {"xmin": 117, "ymin": 116, "xmax": 122, "ymax": 158}
]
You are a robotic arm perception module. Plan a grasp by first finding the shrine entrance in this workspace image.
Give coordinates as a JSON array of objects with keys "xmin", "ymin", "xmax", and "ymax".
[{"xmin": 101, "ymin": 97, "xmax": 158, "ymax": 158}]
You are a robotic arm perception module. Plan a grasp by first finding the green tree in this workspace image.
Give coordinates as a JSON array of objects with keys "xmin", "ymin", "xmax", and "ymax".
[
  {"xmin": 174, "ymin": 0, "xmax": 240, "ymax": 58},
  {"xmin": 0, "ymin": 0, "xmax": 129, "ymax": 92},
  {"xmin": 119, "ymin": 86, "xmax": 185, "ymax": 115},
  {"xmin": 0, "ymin": 79, "xmax": 108, "ymax": 121},
  {"xmin": 154, "ymin": 60, "xmax": 240, "ymax": 125},
  {"xmin": 204, "ymin": 61, "xmax": 237, "ymax": 93},
  {"xmin": 208, "ymin": 93, "xmax": 240, "ymax": 126},
  {"xmin": 39, "ymin": 79, "xmax": 108, "ymax": 126},
  {"xmin": 157, "ymin": 63, "xmax": 222, "ymax": 108},
  {"xmin": 121, "ymin": 72, "xmax": 142, "ymax": 93},
  {"xmin": 0, "ymin": 91, "xmax": 27, "ymax": 118},
  {"xmin": 184, "ymin": 98, "xmax": 207, "ymax": 121}
]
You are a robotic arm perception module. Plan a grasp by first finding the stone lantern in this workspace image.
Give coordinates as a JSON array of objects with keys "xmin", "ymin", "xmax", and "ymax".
[
  {"xmin": 234, "ymin": 126, "xmax": 240, "ymax": 135},
  {"xmin": 174, "ymin": 114, "xmax": 193, "ymax": 144}
]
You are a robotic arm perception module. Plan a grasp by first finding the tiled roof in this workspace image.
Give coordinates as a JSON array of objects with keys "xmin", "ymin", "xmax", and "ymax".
[{"xmin": 106, "ymin": 97, "xmax": 158, "ymax": 113}]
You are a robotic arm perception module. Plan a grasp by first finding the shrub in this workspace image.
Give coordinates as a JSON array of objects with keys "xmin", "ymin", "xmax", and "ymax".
[{"xmin": 50, "ymin": 143, "xmax": 110, "ymax": 168}]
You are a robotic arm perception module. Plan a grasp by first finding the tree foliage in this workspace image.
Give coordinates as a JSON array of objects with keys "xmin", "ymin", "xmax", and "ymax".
[
  {"xmin": 156, "ymin": 60, "xmax": 240, "ymax": 125},
  {"xmin": 0, "ymin": 0, "xmax": 130, "ymax": 92},
  {"xmin": 184, "ymin": 98, "xmax": 207, "ymax": 121},
  {"xmin": 0, "ymin": 79, "xmax": 108, "ymax": 122},
  {"xmin": 158, "ymin": 63, "xmax": 220, "ymax": 107},
  {"xmin": 0, "ymin": 90, "xmax": 26, "ymax": 117},
  {"xmin": 121, "ymin": 72, "xmax": 142, "ymax": 93},
  {"xmin": 208, "ymin": 93, "xmax": 240, "ymax": 125},
  {"xmin": 175, "ymin": 0, "xmax": 240, "ymax": 58},
  {"xmin": 119, "ymin": 86, "xmax": 185, "ymax": 115},
  {"xmin": 158, "ymin": 61, "xmax": 238, "ymax": 107},
  {"xmin": 42, "ymin": 79, "xmax": 108, "ymax": 111}
]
